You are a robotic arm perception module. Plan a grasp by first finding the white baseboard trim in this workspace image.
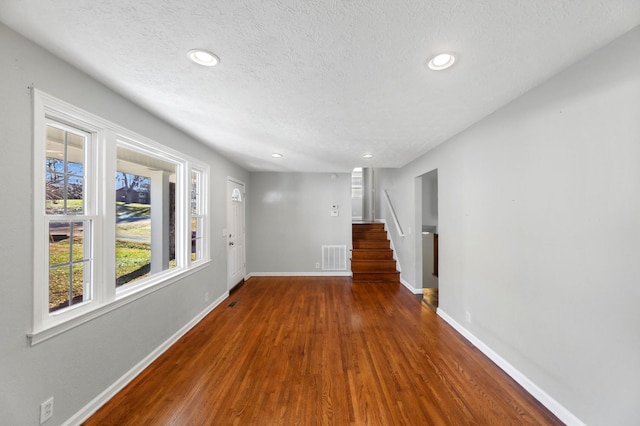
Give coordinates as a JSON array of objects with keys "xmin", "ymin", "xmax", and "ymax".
[
  {"xmin": 400, "ymin": 277, "xmax": 422, "ymax": 294},
  {"xmin": 64, "ymin": 291, "xmax": 229, "ymax": 426},
  {"xmin": 436, "ymin": 309, "xmax": 585, "ymax": 426},
  {"xmin": 246, "ymin": 272, "xmax": 352, "ymax": 277}
]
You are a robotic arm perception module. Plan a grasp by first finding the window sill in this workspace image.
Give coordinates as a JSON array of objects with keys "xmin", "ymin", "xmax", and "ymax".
[{"xmin": 28, "ymin": 260, "xmax": 211, "ymax": 346}]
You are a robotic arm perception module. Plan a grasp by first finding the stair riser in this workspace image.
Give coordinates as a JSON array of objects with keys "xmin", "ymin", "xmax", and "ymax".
[
  {"xmin": 353, "ymin": 232, "xmax": 388, "ymax": 240},
  {"xmin": 352, "ymin": 250, "xmax": 394, "ymax": 260},
  {"xmin": 352, "ymin": 224, "xmax": 385, "ymax": 231},
  {"xmin": 351, "ymin": 259, "xmax": 396, "ymax": 271},
  {"xmin": 352, "ymin": 272, "xmax": 400, "ymax": 282},
  {"xmin": 353, "ymin": 240, "xmax": 390, "ymax": 249},
  {"xmin": 352, "ymin": 265, "xmax": 397, "ymax": 273}
]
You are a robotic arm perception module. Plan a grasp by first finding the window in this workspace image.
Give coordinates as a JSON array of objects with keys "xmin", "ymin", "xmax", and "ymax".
[
  {"xmin": 115, "ymin": 143, "xmax": 177, "ymax": 288},
  {"xmin": 45, "ymin": 123, "xmax": 94, "ymax": 313},
  {"xmin": 191, "ymin": 169, "xmax": 205, "ymax": 262},
  {"xmin": 32, "ymin": 90, "xmax": 209, "ymax": 344}
]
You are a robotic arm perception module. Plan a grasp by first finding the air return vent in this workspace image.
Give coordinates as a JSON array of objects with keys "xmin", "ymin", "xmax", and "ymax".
[{"xmin": 322, "ymin": 245, "xmax": 347, "ymax": 271}]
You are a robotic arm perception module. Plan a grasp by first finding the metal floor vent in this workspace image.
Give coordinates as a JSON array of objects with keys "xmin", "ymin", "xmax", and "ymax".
[
  {"xmin": 322, "ymin": 245, "xmax": 347, "ymax": 271},
  {"xmin": 228, "ymin": 300, "xmax": 238, "ymax": 307}
]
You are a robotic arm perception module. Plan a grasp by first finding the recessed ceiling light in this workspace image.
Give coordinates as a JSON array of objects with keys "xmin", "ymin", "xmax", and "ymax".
[
  {"xmin": 362, "ymin": 154, "xmax": 374, "ymax": 159},
  {"xmin": 188, "ymin": 49, "xmax": 220, "ymax": 67},
  {"xmin": 271, "ymin": 153, "xmax": 283, "ymax": 158},
  {"xmin": 427, "ymin": 53, "xmax": 456, "ymax": 71}
]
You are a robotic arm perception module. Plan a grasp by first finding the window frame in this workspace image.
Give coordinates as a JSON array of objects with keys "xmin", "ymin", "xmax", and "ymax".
[
  {"xmin": 31, "ymin": 89, "xmax": 210, "ymax": 345},
  {"xmin": 44, "ymin": 121, "xmax": 96, "ymax": 315},
  {"xmin": 190, "ymin": 168, "xmax": 208, "ymax": 263},
  {"xmin": 188, "ymin": 163, "xmax": 210, "ymax": 267},
  {"xmin": 113, "ymin": 135, "xmax": 183, "ymax": 298}
]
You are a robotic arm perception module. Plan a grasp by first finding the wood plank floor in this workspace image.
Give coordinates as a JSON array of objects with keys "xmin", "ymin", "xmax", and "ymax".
[
  {"xmin": 423, "ymin": 288, "xmax": 439, "ymax": 312},
  {"xmin": 84, "ymin": 277, "xmax": 562, "ymax": 425}
]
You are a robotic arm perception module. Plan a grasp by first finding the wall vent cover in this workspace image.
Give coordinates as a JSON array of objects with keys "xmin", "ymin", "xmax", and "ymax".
[{"xmin": 322, "ymin": 245, "xmax": 347, "ymax": 271}]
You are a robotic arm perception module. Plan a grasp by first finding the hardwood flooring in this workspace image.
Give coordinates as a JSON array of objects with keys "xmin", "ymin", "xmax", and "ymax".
[
  {"xmin": 423, "ymin": 288, "xmax": 439, "ymax": 312},
  {"xmin": 84, "ymin": 277, "xmax": 561, "ymax": 425}
]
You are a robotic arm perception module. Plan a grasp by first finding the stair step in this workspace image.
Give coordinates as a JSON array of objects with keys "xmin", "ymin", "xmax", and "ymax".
[
  {"xmin": 351, "ymin": 260, "xmax": 397, "ymax": 272},
  {"xmin": 352, "ymin": 249, "xmax": 394, "ymax": 260},
  {"xmin": 353, "ymin": 240, "xmax": 390, "ymax": 249},
  {"xmin": 352, "ymin": 271, "xmax": 400, "ymax": 282},
  {"xmin": 352, "ymin": 230, "xmax": 388, "ymax": 240},
  {"xmin": 352, "ymin": 223, "xmax": 385, "ymax": 231},
  {"xmin": 351, "ymin": 222, "xmax": 397, "ymax": 282}
]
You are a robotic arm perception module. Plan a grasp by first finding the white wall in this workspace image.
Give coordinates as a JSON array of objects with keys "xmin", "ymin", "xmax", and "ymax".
[
  {"xmin": 247, "ymin": 172, "xmax": 351, "ymax": 274},
  {"xmin": 0, "ymin": 23, "xmax": 248, "ymax": 425},
  {"xmin": 376, "ymin": 25, "xmax": 640, "ymax": 425},
  {"xmin": 421, "ymin": 170, "xmax": 438, "ymax": 227}
]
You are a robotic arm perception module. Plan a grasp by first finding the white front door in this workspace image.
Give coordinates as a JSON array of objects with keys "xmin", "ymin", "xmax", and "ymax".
[{"xmin": 227, "ymin": 178, "xmax": 246, "ymax": 290}]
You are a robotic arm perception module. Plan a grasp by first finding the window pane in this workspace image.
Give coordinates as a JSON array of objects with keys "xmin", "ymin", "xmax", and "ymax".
[
  {"xmin": 46, "ymin": 125, "xmax": 85, "ymax": 215},
  {"xmin": 49, "ymin": 265, "xmax": 71, "ymax": 312},
  {"xmin": 48, "ymin": 221, "xmax": 92, "ymax": 313},
  {"xmin": 191, "ymin": 216, "xmax": 203, "ymax": 261},
  {"xmin": 115, "ymin": 240, "xmax": 151, "ymax": 286},
  {"xmin": 49, "ymin": 221, "xmax": 90, "ymax": 265},
  {"xmin": 70, "ymin": 221, "xmax": 86, "ymax": 262},
  {"xmin": 190, "ymin": 170, "xmax": 204, "ymax": 262},
  {"xmin": 49, "ymin": 261, "xmax": 90, "ymax": 313},
  {"xmin": 191, "ymin": 217, "xmax": 197, "ymax": 260},
  {"xmin": 116, "ymin": 146, "xmax": 176, "ymax": 288},
  {"xmin": 71, "ymin": 261, "xmax": 90, "ymax": 304},
  {"xmin": 191, "ymin": 171, "xmax": 200, "ymax": 214},
  {"xmin": 49, "ymin": 222, "xmax": 70, "ymax": 266}
]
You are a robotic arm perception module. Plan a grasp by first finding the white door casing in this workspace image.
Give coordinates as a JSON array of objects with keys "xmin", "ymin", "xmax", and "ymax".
[{"xmin": 227, "ymin": 178, "xmax": 246, "ymax": 290}]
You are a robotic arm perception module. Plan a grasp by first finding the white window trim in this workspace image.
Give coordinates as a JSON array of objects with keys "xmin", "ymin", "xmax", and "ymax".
[{"xmin": 30, "ymin": 89, "xmax": 210, "ymax": 345}]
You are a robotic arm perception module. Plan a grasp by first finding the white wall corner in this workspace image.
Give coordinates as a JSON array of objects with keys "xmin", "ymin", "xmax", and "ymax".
[
  {"xmin": 400, "ymin": 277, "xmax": 422, "ymax": 294},
  {"xmin": 436, "ymin": 309, "xmax": 586, "ymax": 426}
]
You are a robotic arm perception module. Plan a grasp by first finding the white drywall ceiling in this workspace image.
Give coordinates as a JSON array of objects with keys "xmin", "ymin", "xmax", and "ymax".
[{"xmin": 1, "ymin": 1, "xmax": 639, "ymax": 172}]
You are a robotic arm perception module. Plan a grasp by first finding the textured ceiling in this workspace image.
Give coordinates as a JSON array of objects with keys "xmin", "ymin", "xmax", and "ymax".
[{"xmin": 1, "ymin": 1, "xmax": 639, "ymax": 172}]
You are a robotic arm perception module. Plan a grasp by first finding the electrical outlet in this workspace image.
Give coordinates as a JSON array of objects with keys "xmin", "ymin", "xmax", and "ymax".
[
  {"xmin": 40, "ymin": 397, "xmax": 53, "ymax": 424},
  {"xmin": 315, "ymin": 262, "xmax": 320, "ymax": 269},
  {"xmin": 205, "ymin": 292, "xmax": 209, "ymax": 302},
  {"xmin": 465, "ymin": 311, "xmax": 472, "ymax": 323}
]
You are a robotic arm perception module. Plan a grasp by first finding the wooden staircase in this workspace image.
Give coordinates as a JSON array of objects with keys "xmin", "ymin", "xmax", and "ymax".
[{"xmin": 351, "ymin": 223, "xmax": 400, "ymax": 282}]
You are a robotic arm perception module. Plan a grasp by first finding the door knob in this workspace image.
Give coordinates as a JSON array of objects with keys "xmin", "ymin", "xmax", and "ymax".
[{"xmin": 229, "ymin": 242, "xmax": 234, "ymax": 246}]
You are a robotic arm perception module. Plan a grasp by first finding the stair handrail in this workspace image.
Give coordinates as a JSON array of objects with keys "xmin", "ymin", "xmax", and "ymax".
[{"xmin": 383, "ymin": 189, "xmax": 404, "ymax": 237}]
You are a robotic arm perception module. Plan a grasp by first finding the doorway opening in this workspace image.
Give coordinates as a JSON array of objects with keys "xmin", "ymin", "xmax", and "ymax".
[
  {"xmin": 351, "ymin": 167, "xmax": 363, "ymax": 221},
  {"xmin": 352, "ymin": 167, "xmax": 375, "ymax": 223},
  {"xmin": 420, "ymin": 169, "xmax": 438, "ymax": 311}
]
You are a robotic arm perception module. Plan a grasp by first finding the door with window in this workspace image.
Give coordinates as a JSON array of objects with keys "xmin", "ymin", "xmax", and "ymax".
[{"xmin": 227, "ymin": 178, "xmax": 246, "ymax": 290}]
